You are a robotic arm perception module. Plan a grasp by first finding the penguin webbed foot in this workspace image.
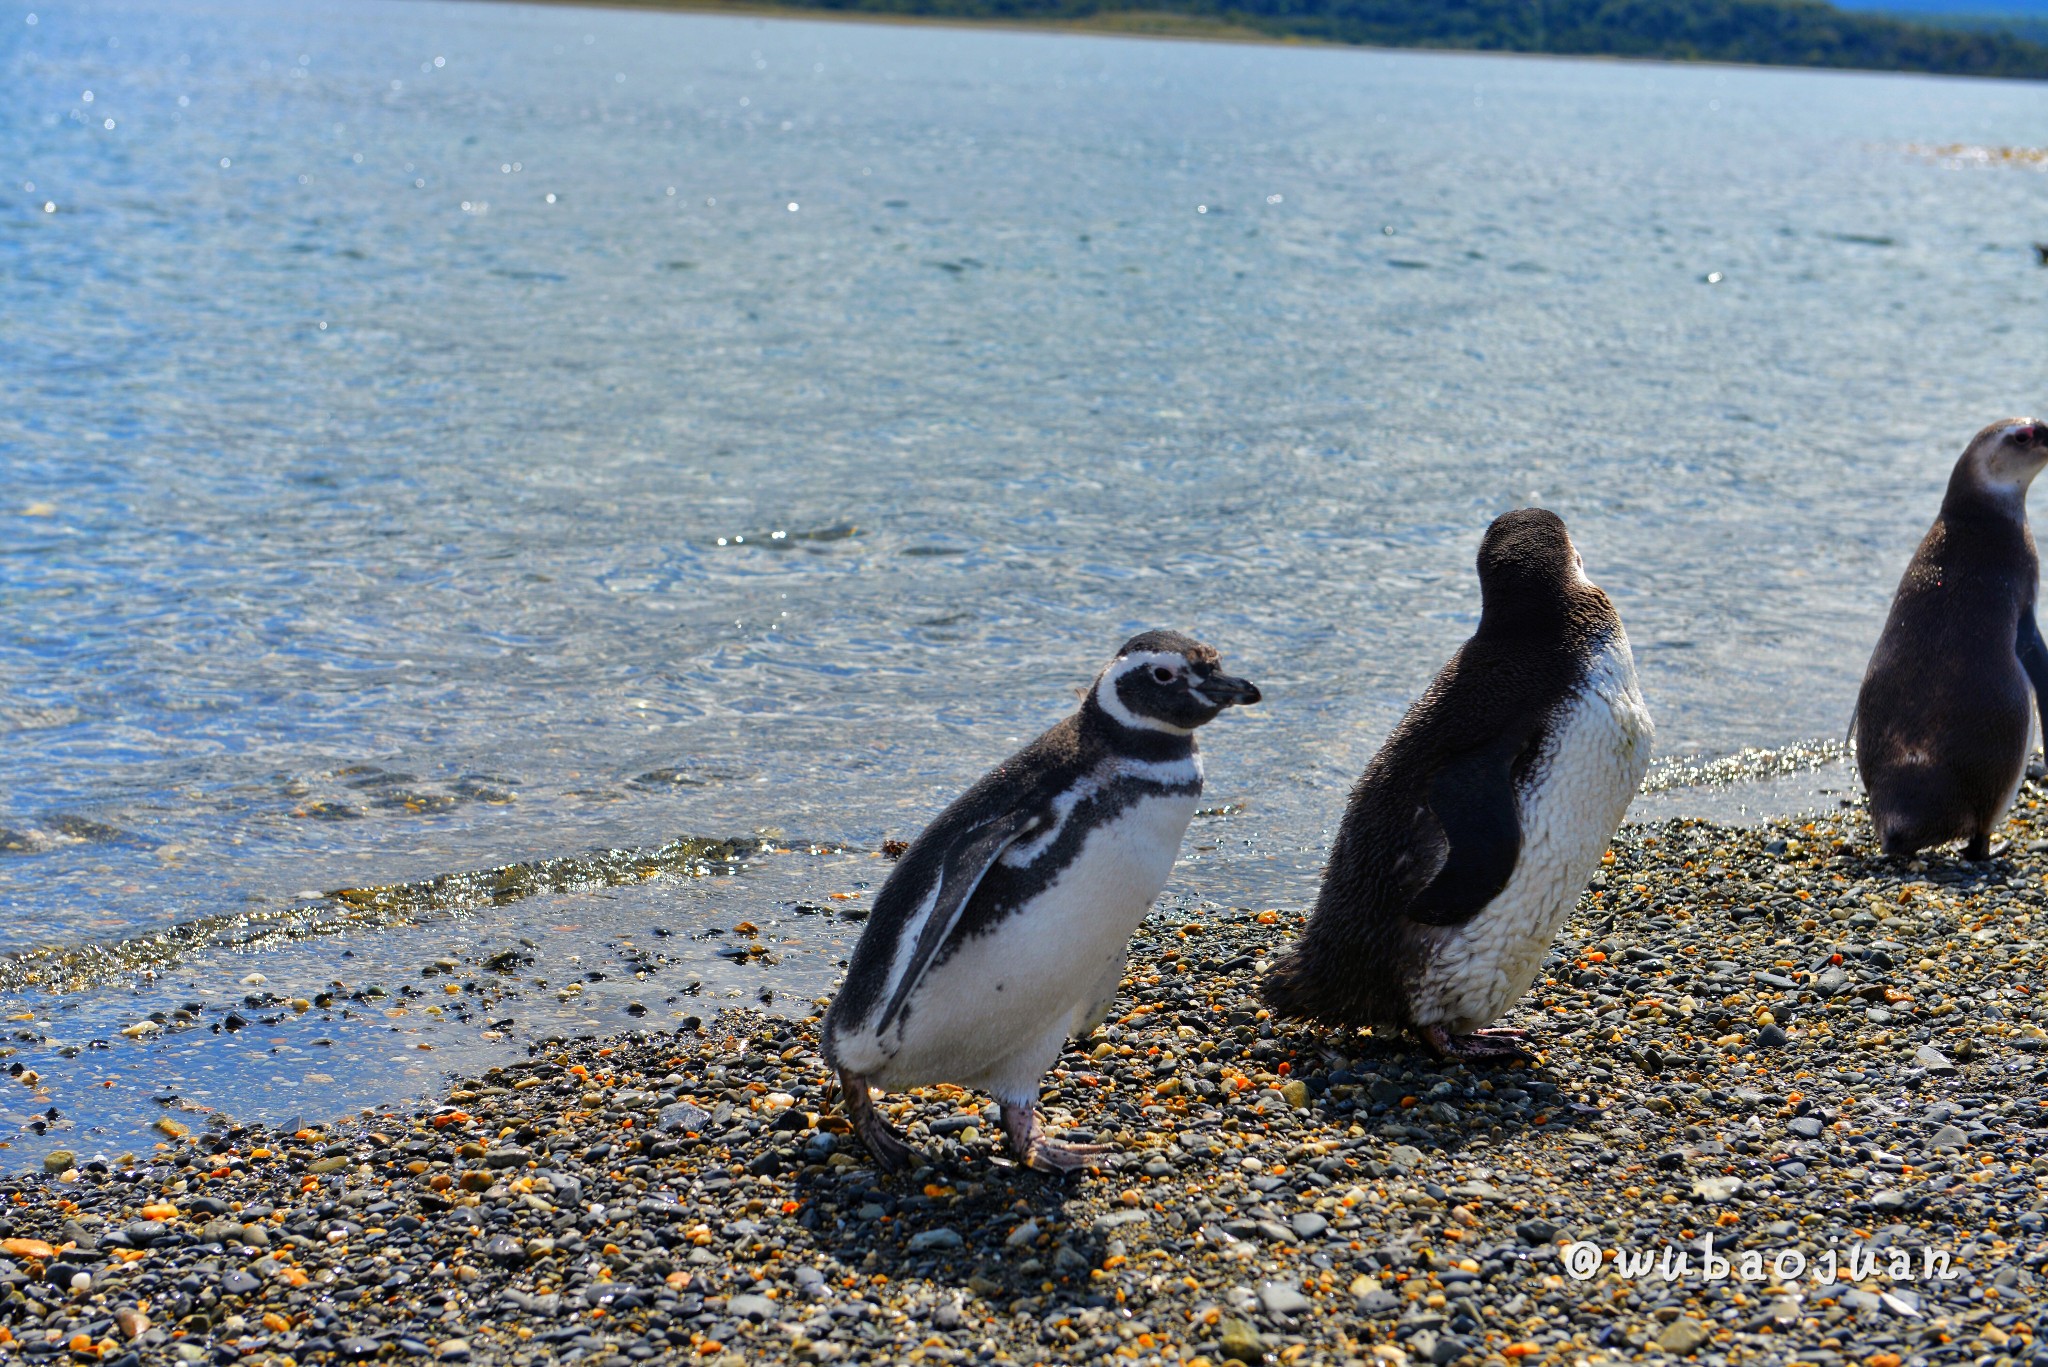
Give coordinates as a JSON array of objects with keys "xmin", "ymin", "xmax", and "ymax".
[
  {"xmin": 841, "ymin": 1070, "xmax": 916, "ymax": 1175},
  {"xmin": 1001, "ymin": 1101, "xmax": 1110, "ymax": 1175},
  {"xmin": 1420, "ymin": 1024, "xmax": 1535, "ymax": 1065}
]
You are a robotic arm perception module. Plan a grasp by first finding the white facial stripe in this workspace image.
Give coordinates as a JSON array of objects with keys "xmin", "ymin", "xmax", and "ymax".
[
  {"xmin": 1092, "ymin": 651, "xmax": 1196, "ymax": 735},
  {"xmin": 1974, "ymin": 424, "xmax": 2048, "ymax": 499}
]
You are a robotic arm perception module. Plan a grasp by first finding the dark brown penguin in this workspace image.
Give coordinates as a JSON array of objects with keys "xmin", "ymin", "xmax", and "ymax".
[
  {"xmin": 1856, "ymin": 419, "xmax": 2048, "ymax": 861},
  {"xmin": 1262, "ymin": 510, "xmax": 1653, "ymax": 1062}
]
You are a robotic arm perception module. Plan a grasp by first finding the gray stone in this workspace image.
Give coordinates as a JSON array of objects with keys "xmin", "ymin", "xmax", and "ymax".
[
  {"xmin": 1432, "ymin": 1335, "xmax": 1476, "ymax": 1366},
  {"xmin": 660, "ymin": 1102, "xmax": 711, "ymax": 1132},
  {"xmin": 220, "ymin": 1268, "xmax": 260, "ymax": 1296},
  {"xmin": 1881, "ymin": 1289, "xmax": 1922, "ymax": 1317},
  {"xmin": 1930, "ymin": 1124, "xmax": 1968, "ymax": 1149},
  {"xmin": 1093, "ymin": 1210, "xmax": 1148, "ymax": 1233},
  {"xmin": 1691, "ymin": 1176, "xmax": 1742, "ymax": 1202},
  {"xmin": 729, "ymin": 1293, "xmax": 777, "ymax": 1321},
  {"xmin": 1289, "ymin": 1212, "xmax": 1328, "ymax": 1240},
  {"xmin": 1218, "ymin": 1317, "xmax": 1265, "ymax": 1364},
  {"xmin": 1654, "ymin": 1318, "xmax": 1712, "ymax": 1354},
  {"xmin": 481, "ymin": 1234, "xmax": 523, "ymax": 1265},
  {"xmin": 1786, "ymin": 1116, "xmax": 1824, "ymax": 1139},
  {"xmin": 1258, "ymin": 1281, "xmax": 1311, "ymax": 1318},
  {"xmin": 1913, "ymin": 1044, "xmax": 1957, "ymax": 1075},
  {"xmin": 907, "ymin": 1227, "xmax": 963, "ymax": 1252}
]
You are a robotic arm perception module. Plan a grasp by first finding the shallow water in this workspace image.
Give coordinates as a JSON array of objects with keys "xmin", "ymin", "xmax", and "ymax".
[{"xmin": 5, "ymin": 0, "xmax": 2047, "ymax": 1161}]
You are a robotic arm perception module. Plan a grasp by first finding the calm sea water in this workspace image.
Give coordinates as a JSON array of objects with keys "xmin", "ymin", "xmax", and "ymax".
[{"xmin": 4, "ymin": 0, "xmax": 2046, "ymax": 1158}]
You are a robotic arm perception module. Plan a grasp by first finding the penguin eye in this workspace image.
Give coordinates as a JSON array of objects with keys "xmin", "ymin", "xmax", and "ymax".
[{"xmin": 1151, "ymin": 666, "xmax": 1175, "ymax": 684}]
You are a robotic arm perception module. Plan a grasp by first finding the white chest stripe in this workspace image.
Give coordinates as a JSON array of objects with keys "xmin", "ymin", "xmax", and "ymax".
[
  {"xmin": 997, "ymin": 756, "xmax": 1203, "ymax": 870},
  {"xmin": 1002, "ymin": 779, "xmax": 1098, "ymax": 867},
  {"xmin": 1122, "ymin": 754, "xmax": 1203, "ymax": 787}
]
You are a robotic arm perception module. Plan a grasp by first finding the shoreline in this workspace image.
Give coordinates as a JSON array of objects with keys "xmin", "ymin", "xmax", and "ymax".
[
  {"xmin": 5, "ymin": 801, "xmax": 2044, "ymax": 1365},
  {"xmin": 441, "ymin": 0, "xmax": 2048, "ymax": 83}
]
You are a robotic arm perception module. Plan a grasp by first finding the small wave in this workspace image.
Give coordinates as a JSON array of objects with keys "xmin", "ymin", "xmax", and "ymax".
[
  {"xmin": 0, "ymin": 834, "xmax": 766, "ymax": 995},
  {"xmin": 1639, "ymin": 739, "xmax": 1851, "ymax": 795}
]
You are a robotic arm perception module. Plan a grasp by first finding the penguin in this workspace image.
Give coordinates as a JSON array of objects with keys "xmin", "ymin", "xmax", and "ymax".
[
  {"xmin": 822, "ymin": 630, "xmax": 1260, "ymax": 1173},
  {"xmin": 1261, "ymin": 509, "xmax": 1652, "ymax": 1062},
  {"xmin": 1855, "ymin": 418, "xmax": 2048, "ymax": 861}
]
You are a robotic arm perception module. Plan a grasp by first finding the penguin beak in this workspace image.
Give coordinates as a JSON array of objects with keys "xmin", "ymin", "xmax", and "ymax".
[{"xmin": 1195, "ymin": 674, "xmax": 1261, "ymax": 708}]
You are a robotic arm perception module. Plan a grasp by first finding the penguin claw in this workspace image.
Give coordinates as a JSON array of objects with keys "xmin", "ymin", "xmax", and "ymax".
[
  {"xmin": 1001, "ymin": 1101, "xmax": 1108, "ymax": 1176},
  {"xmin": 1024, "ymin": 1139, "xmax": 1112, "ymax": 1174},
  {"xmin": 1420, "ymin": 1024, "xmax": 1536, "ymax": 1064},
  {"xmin": 840, "ymin": 1070, "xmax": 916, "ymax": 1175}
]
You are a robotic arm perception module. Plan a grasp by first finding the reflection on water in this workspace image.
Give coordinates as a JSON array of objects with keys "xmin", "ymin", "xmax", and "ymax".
[{"xmin": 2, "ymin": 0, "xmax": 2043, "ymax": 1161}]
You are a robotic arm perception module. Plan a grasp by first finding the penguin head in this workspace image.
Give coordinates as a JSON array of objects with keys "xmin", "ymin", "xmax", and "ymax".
[
  {"xmin": 1090, "ymin": 630, "xmax": 1262, "ymax": 735},
  {"xmin": 1474, "ymin": 508, "xmax": 1603, "ymax": 633},
  {"xmin": 1958, "ymin": 418, "xmax": 2048, "ymax": 502}
]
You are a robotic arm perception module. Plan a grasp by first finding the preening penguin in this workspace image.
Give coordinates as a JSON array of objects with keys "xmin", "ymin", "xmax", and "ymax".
[
  {"xmin": 1856, "ymin": 419, "xmax": 2048, "ymax": 861},
  {"xmin": 822, "ymin": 631, "xmax": 1260, "ymax": 1173},
  {"xmin": 1262, "ymin": 509, "xmax": 1652, "ymax": 1062}
]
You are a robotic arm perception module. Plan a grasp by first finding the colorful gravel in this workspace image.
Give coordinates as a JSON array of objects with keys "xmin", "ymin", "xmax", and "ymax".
[{"xmin": 2, "ymin": 804, "xmax": 2045, "ymax": 1367}]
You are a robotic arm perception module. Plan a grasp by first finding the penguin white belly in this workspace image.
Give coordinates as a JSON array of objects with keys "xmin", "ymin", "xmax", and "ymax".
[
  {"xmin": 1411, "ymin": 637, "xmax": 1654, "ymax": 1033},
  {"xmin": 864, "ymin": 781, "xmax": 1199, "ymax": 1101}
]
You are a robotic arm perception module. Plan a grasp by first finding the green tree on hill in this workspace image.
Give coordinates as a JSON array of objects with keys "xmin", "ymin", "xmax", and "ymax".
[{"xmin": 795, "ymin": 0, "xmax": 2048, "ymax": 77}]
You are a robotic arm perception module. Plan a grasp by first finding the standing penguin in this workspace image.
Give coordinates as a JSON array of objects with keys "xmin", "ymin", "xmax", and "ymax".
[
  {"xmin": 1262, "ymin": 509, "xmax": 1652, "ymax": 1061},
  {"xmin": 1856, "ymin": 419, "xmax": 2048, "ymax": 861},
  {"xmin": 822, "ymin": 631, "xmax": 1260, "ymax": 1173}
]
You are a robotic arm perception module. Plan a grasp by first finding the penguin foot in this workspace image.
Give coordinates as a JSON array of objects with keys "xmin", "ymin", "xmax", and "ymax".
[
  {"xmin": 840, "ymin": 1070, "xmax": 915, "ymax": 1174},
  {"xmin": 1421, "ymin": 1025, "xmax": 1535, "ymax": 1064},
  {"xmin": 1001, "ymin": 1102, "xmax": 1111, "ymax": 1175}
]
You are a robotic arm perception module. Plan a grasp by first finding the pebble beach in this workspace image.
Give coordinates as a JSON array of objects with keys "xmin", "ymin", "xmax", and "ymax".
[{"xmin": 3, "ymin": 799, "xmax": 2046, "ymax": 1367}]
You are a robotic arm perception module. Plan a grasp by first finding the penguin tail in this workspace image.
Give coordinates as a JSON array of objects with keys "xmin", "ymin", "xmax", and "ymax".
[{"xmin": 1259, "ymin": 948, "xmax": 1349, "ymax": 1025}]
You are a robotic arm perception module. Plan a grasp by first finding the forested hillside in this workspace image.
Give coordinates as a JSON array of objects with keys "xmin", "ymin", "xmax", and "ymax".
[{"xmin": 769, "ymin": 0, "xmax": 2048, "ymax": 76}]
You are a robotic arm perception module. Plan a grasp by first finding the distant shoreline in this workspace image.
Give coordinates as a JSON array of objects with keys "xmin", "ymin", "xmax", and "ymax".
[
  {"xmin": 447, "ymin": 0, "xmax": 1353, "ymax": 52},
  {"xmin": 442, "ymin": 0, "xmax": 2045, "ymax": 80}
]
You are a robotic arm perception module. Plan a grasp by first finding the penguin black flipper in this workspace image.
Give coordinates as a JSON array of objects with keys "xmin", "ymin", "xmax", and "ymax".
[
  {"xmin": 872, "ymin": 807, "xmax": 1047, "ymax": 1037},
  {"xmin": 1406, "ymin": 732, "xmax": 1531, "ymax": 927},
  {"xmin": 2018, "ymin": 610, "xmax": 2048, "ymax": 756}
]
